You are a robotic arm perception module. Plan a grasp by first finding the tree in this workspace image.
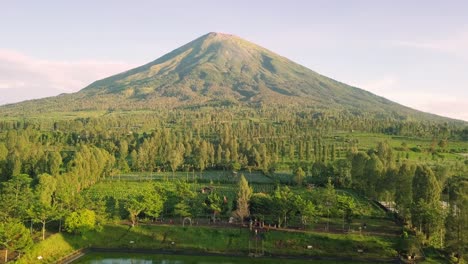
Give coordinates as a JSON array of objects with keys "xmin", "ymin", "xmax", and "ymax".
[
  {"xmin": 323, "ymin": 178, "xmax": 337, "ymax": 231},
  {"xmin": 0, "ymin": 174, "xmax": 33, "ymax": 221},
  {"xmin": 258, "ymin": 143, "xmax": 270, "ymax": 174},
  {"xmin": 143, "ymin": 192, "xmax": 164, "ymax": 220},
  {"xmin": 168, "ymin": 146, "xmax": 184, "ymax": 178},
  {"xmin": 235, "ymin": 174, "xmax": 252, "ymax": 224},
  {"xmin": 293, "ymin": 167, "xmax": 305, "ymax": 186},
  {"xmin": 29, "ymin": 201, "xmax": 57, "ymax": 240},
  {"xmin": 351, "ymin": 152, "xmax": 369, "ymax": 193},
  {"xmin": 123, "ymin": 191, "xmax": 164, "ymax": 226},
  {"xmin": 311, "ymin": 161, "xmax": 328, "ymax": 183},
  {"xmin": 273, "ymin": 186, "xmax": 294, "ymax": 227},
  {"xmin": 28, "ymin": 173, "xmax": 60, "ymax": 240},
  {"xmin": 412, "ymin": 165, "xmax": 440, "ymax": 206},
  {"xmin": 413, "ymin": 200, "xmax": 446, "ymax": 245},
  {"xmin": 335, "ymin": 159, "xmax": 352, "ymax": 187},
  {"xmin": 216, "ymin": 144, "xmax": 223, "ymax": 165},
  {"xmin": 445, "ymin": 177, "xmax": 467, "ymax": 262},
  {"xmin": 123, "ymin": 194, "xmax": 147, "ymax": 227},
  {"xmin": 0, "ymin": 221, "xmax": 33, "ymax": 262},
  {"xmin": 337, "ymin": 195, "xmax": 357, "ymax": 231},
  {"xmin": 376, "ymin": 141, "xmax": 393, "ymax": 168},
  {"xmin": 47, "ymin": 151, "xmax": 62, "ymax": 176},
  {"xmin": 250, "ymin": 193, "xmax": 274, "ymax": 222},
  {"xmin": 293, "ymin": 195, "xmax": 316, "ymax": 228},
  {"xmin": 363, "ymin": 153, "xmax": 384, "ymax": 198},
  {"xmin": 6, "ymin": 151, "xmax": 22, "ymax": 178},
  {"xmin": 434, "ymin": 165, "xmax": 451, "ymax": 187},
  {"xmin": 205, "ymin": 192, "xmax": 222, "ymax": 222},
  {"xmin": 64, "ymin": 209, "xmax": 97, "ymax": 234},
  {"xmin": 411, "ymin": 165, "xmax": 444, "ymax": 242},
  {"xmin": 196, "ymin": 140, "xmax": 209, "ymax": 175},
  {"xmin": 330, "ymin": 144, "xmax": 336, "ymax": 162},
  {"xmin": 174, "ymin": 201, "xmax": 191, "ymax": 218},
  {"xmin": 395, "ymin": 162, "xmax": 415, "ymax": 224}
]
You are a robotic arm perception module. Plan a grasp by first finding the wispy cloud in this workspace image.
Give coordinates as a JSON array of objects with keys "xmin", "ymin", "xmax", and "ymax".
[
  {"xmin": 418, "ymin": 98, "xmax": 468, "ymax": 121},
  {"xmin": 0, "ymin": 49, "xmax": 136, "ymax": 104},
  {"xmin": 351, "ymin": 75, "xmax": 468, "ymax": 121},
  {"xmin": 393, "ymin": 31, "xmax": 468, "ymax": 58}
]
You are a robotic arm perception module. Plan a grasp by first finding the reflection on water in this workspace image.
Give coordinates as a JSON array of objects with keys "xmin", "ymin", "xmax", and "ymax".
[
  {"xmin": 83, "ymin": 259, "xmax": 235, "ymax": 264},
  {"xmin": 73, "ymin": 252, "xmax": 356, "ymax": 264}
]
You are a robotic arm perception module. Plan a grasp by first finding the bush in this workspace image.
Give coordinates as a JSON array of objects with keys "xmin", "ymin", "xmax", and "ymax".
[{"xmin": 65, "ymin": 209, "xmax": 97, "ymax": 235}]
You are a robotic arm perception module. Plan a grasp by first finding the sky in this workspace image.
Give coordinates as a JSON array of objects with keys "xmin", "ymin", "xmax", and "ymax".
[{"xmin": 1, "ymin": 0, "xmax": 467, "ymax": 121}]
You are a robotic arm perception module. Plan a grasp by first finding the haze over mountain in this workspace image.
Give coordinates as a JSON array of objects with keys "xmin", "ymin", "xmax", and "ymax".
[{"xmin": 0, "ymin": 32, "xmax": 462, "ymax": 122}]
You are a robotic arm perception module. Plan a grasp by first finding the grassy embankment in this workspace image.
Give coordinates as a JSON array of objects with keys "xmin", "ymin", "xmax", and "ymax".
[{"xmin": 17, "ymin": 224, "xmax": 398, "ymax": 263}]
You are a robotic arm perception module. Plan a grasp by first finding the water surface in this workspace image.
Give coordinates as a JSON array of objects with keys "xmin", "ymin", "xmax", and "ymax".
[{"xmin": 73, "ymin": 252, "xmax": 359, "ymax": 264}]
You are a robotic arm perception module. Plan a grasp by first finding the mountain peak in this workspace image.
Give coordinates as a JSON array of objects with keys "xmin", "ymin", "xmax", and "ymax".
[
  {"xmin": 194, "ymin": 32, "xmax": 255, "ymax": 51},
  {"xmin": 76, "ymin": 32, "xmax": 399, "ymax": 110},
  {"xmin": 205, "ymin": 32, "xmax": 237, "ymax": 38},
  {"xmin": 1, "ymin": 32, "xmax": 449, "ymax": 123}
]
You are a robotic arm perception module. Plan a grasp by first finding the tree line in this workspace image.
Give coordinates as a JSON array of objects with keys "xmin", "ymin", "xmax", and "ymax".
[{"xmin": 0, "ymin": 107, "xmax": 467, "ymax": 261}]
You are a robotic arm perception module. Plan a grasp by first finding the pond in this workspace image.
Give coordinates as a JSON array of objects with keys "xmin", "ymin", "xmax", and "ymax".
[{"xmin": 72, "ymin": 252, "xmax": 360, "ymax": 264}]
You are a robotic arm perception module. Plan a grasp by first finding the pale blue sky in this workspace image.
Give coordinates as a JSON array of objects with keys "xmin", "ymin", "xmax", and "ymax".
[{"xmin": 1, "ymin": 0, "xmax": 467, "ymax": 120}]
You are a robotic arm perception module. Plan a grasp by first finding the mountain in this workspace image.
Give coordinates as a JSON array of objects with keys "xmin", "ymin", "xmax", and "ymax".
[{"xmin": 0, "ymin": 32, "xmax": 460, "ymax": 122}]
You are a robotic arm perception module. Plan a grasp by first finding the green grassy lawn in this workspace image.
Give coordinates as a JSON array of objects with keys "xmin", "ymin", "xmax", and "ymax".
[
  {"xmin": 111, "ymin": 170, "xmax": 276, "ymax": 184},
  {"xmin": 333, "ymin": 132, "xmax": 468, "ymax": 162}
]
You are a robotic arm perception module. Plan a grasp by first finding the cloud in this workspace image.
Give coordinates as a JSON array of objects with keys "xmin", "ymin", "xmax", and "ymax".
[
  {"xmin": 351, "ymin": 76, "xmax": 468, "ymax": 121},
  {"xmin": 0, "ymin": 49, "xmax": 136, "ymax": 104},
  {"xmin": 393, "ymin": 31, "xmax": 468, "ymax": 58},
  {"xmin": 418, "ymin": 99, "xmax": 468, "ymax": 121}
]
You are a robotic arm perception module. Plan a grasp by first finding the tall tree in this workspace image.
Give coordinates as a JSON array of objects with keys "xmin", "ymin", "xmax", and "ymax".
[
  {"xmin": 363, "ymin": 153, "xmax": 384, "ymax": 198},
  {"xmin": 47, "ymin": 151, "xmax": 62, "ymax": 176},
  {"xmin": 235, "ymin": 174, "xmax": 252, "ymax": 224},
  {"xmin": 293, "ymin": 167, "xmax": 306, "ymax": 186},
  {"xmin": 337, "ymin": 194, "xmax": 357, "ymax": 231},
  {"xmin": 30, "ymin": 173, "xmax": 59, "ymax": 240},
  {"xmin": 395, "ymin": 162, "xmax": 415, "ymax": 224},
  {"xmin": 168, "ymin": 144, "xmax": 184, "ymax": 178},
  {"xmin": 351, "ymin": 151, "xmax": 369, "ymax": 193},
  {"xmin": 376, "ymin": 141, "xmax": 393, "ymax": 168},
  {"xmin": 412, "ymin": 165, "xmax": 440, "ymax": 205},
  {"xmin": 124, "ymin": 194, "xmax": 146, "ymax": 227},
  {"xmin": 293, "ymin": 195, "xmax": 316, "ymax": 228},
  {"xmin": 411, "ymin": 165, "xmax": 444, "ymax": 242},
  {"xmin": 445, "ymin": 176, "xmax": 468, "ymax": 262},
  {"xmin": 323, "ymin": 178, "xmax": 337, "ymax": 231},
  {"xmin": 273, "ymin": 186, "xmax": 294, "ymax": 228},
  {"xmin": 0, "ymin": 174, "xmax": 33, "ymax": 221}
]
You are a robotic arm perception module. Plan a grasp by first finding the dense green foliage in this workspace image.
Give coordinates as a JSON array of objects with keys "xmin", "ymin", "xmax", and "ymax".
[{"xmin": 0, "ymin": 107, "xmax": 466, "ymax": 262}]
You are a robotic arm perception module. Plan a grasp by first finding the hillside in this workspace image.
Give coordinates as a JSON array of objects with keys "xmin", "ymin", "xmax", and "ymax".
[{"xmin": 0, "ymin": 32, "xmax": 462, "ymax": 123}]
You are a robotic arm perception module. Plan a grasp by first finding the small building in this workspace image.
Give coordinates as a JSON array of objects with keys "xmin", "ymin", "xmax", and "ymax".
[{"xmin": 200, "ymin": 186, "xmax": 214, "ymax": 194}]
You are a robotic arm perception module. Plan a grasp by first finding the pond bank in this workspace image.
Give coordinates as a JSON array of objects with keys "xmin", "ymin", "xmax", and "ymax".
[
  {"xmin": 62, "ymin": 247, "xmax": 399, "ymax": 264},
  {"xmin": 16, "ymin": 224, "xmax": 399, "ymax": 263}
]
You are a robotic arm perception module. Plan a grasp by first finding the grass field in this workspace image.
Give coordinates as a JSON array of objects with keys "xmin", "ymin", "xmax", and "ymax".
[{"xmin": 332, "ymin": 132, "xmax": 468, "ymax": 163}]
